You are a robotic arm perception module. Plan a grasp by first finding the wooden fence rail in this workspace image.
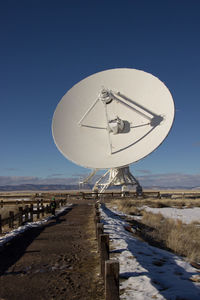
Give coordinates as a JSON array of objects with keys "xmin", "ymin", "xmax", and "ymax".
[
  {"xmin": 0, "ymin": 198, "xmax": 68, "ymax": 207},
  {"xmin": 0, "ymin": 199, "xmax": 67, "ymax": 233},
  {"xmin": 94, "ymin": 202, "xmax": 120, "ymax": 300},
  {"xmin": 1, "ymin": 191, "xmax": 200, "ymax": 205}
]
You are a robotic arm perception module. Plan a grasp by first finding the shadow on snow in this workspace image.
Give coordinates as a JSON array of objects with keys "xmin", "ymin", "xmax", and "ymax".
[{"xmin": 101, "ymin": 204, "xmax": 200, "ymax": 300}]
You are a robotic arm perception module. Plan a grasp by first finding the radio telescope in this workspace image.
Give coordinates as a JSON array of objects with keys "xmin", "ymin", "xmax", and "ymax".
[{"xmin": 52, "ymin": 68, "xmax": 175, "ymax": 193}]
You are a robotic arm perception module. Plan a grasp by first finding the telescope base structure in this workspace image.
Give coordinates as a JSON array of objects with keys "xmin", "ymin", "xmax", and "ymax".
[{"xmin": 93, "ymin": 166, "xmax": 142, "ymax": 194}]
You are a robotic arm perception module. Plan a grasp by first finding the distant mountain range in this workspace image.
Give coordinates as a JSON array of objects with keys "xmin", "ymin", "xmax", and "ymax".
[
  {"xmin": 0, "ymin": 184, "xmax": 78, "ymax": 191},
  {"xmin": 0, "ymin": 184, "xmax": 199, "ymax": 191}
]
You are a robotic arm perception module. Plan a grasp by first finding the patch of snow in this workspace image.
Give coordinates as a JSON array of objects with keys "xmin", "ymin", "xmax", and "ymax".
[
  {"xmin": 142, "ymin": 206, "xmax": 200, "ymax": 224},
  {"xmin": 100, "ymin": 204, "xmax": 200, "ymax": 300},
  {"xmin": 14, "ymin": 198, "xmax": 30, "ymax": 201},
  {"xmin": 0, "ymin": 204, "xmax": 72, "ymax": 247}
]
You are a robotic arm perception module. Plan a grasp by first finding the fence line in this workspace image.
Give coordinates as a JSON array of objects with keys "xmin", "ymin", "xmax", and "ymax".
[
  {"xmin": 1, "ymin": 191, "xmax": 200, "ymax": 204},
  {"xmin": 94, "ymin": 202, "xmax": 120, "ymax": 300},
  {"xmin": 0, "ymin": 199, "xmax": 67, "ymax": 233}
]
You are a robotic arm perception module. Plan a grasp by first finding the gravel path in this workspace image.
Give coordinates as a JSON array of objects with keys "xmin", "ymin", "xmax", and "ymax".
[{"xmin": 0, "ymin": 202, "xmax": 104, "ymax": 300}]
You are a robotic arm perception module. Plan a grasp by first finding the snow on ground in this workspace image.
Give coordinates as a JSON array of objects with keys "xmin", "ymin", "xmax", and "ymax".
[
  {"xmin": 0, "ymin": 204, "xmax": 72, "ymax": 247},
  {"xmin": 142, "ymin": 206, "xmax": 200, "ymax": 224},
  {"xmin": 14, "ymin": 198, "xmax": 31, "ymax": 201},
  {"xmin": 100, "ymin": 204, "xmax": 200, "ymax": 300}
]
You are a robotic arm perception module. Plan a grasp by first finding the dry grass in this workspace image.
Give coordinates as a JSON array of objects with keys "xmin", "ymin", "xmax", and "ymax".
[
  {"xmin": 0, "ymin": 205, "xmax": 20, "ymax": 219},
  {"xmin": 109, "ymin": 198, "xmax": 200, "ymax": 210},
  {"xmin": 110, "ymin": 199, "xmax": 142, "ymax": 215},
  {"xmin": 141, "ymin": 211, "xmax": 200, "ymax": 263},
  {"xmin": 0, "ymin": 203, "xmax": 51, "ymax": 236},
  {"xmin": 108, "ymin": 198, "xmax": 200, "ymax": 263}
]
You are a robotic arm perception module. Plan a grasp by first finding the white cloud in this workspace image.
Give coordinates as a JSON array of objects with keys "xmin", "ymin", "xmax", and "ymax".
[{"xmin": 138, "ymin": 173, "xmax": 200, "ymax": 188}]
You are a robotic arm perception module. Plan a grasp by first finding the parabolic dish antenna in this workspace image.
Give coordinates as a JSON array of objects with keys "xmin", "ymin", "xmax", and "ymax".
[{"xmin": 52, "ymin": 68, "xmax": 175, "ymax": 193}]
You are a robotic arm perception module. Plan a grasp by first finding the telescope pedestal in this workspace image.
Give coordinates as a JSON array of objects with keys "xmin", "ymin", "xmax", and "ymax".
[{"xmin": 93, "ymin": 166, "xmax": 141, "ymax": 194}]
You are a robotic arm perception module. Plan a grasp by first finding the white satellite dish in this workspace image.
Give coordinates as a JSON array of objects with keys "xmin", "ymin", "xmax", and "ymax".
[{"xmin": 52, "ymin": 68, "xmax": 175, "ymax": 193}]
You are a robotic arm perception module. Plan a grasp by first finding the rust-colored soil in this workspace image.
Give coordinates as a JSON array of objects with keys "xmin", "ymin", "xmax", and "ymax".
[{"xmin": 0, "ymin": 202, "xmax": 104, "ymax": 300}]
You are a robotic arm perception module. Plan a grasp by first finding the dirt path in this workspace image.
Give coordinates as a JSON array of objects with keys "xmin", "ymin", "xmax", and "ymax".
[{"xmin": 0, "ymin": 202, "xmax": 104, "ymax": 300}]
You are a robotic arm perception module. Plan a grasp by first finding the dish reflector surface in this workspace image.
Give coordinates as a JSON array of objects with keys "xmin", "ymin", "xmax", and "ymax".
[{"xmin": 52, "ymin": 68, "xmax": 174, "ymax": 169}]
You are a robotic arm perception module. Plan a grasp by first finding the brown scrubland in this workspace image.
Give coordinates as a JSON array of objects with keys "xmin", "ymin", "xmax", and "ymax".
[{"xmin": 108, "ymin": 197, "xmax": 200, "ymax": 264}]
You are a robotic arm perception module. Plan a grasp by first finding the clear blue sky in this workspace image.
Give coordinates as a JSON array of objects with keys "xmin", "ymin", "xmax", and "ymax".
[{"xmin": 0, "ymin": 0, "xmax": 200, "ymax": 187}]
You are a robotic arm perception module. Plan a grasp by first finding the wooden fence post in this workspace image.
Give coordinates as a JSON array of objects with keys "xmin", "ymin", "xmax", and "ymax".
[
  {"xmin": 41, "ymin": 203, "xmax": 44, "ymax": 217},
  {"xmin": 105, "ymin": 260, "xmax": 119, "ymax": 300},
  {"xmin": 96, "ymin": 210, "xmax": 100, "ymax": 217},
  {"xmin": 0, "ymin": 214, "xmax": 2, "ymax": 233},
  {"xmin": 41, "ymin": 199, "xmax": 44, "ymax": 215},
  {"xmin": 9, "ymin": 211, "xmax": 14, "ymax": 228},
  {"xmin": 30, "ymin": 204, "xmax": 33, "ymax": 222},
  {"xmin": 18, "ymin": 207, "xmax": 23, "ymax": 226},
  {"xmin": 25, "ymin": 205, "xmax": 28, "ymax": 223},
  {"xmin": 95, "ymin": 215, "xmax": 100, "ymax": 231},
  {"xmin": 97, "ymin": 222, "xmax": 103, "ymax": 237},
  {"xmin": 94, "ymin": 207, "xmax": 100, "ymax": 223},
  {"xmin": 97, "ymin": 223, "xmax": 104, "ymax": 251},
  {"xmin": 100, "ymin": 234, "xmax": 109, "ymax": 279},
  {"xmin": 37, "ymin": 200, "xmax": 40, "ymax": 219}
]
